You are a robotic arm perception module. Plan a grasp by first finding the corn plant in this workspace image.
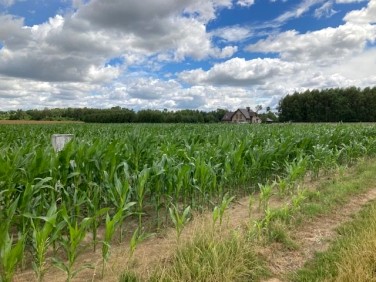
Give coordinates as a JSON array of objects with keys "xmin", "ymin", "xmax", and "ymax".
[
  {"xmin": 0, "ymin": 232, "xmax": 25, "ymax": 282},
  {"xmin": 284, "ymin": 154, "xmax": 308, "ymax": 184},
  {"xmin": 0, "ymin": 197, "xmax": 23, "ymax": 282},
  {"xmin": 108, "ymin": 165, "xmax": 135, "ymax": 242},
  {"xmin": 212, "ymin": 193, "xmax": 235, "ymax": 229},
  {"xmin": 86, "ymin": 182, "xmax": 107, "ymax": 252},
  {"xmin": 25, "ymin": 203, "xmax": 61, "ymax": 282},
  {"xmin": 258, "ymin": 182, "xmax": 274, "ymax": 211},
  {"xmin": 253, "ymin": 207, "xmax": 276, "ymax": 241},
  {"xmin": 291, "ymin": 187, "xmax": 307, "ymax": 212},
  {"xmin": 169, "ymin": 204, "xmax": 191, "ymax": 242},
  {"xmin": 52, "ymin": 206, "xmax": 93, "ymax": 282},
  {"xmin": 101, "ymin": 211, "xmax": 122, "ymax": 278},
  {"xmin": 129, "ymin": 227, "xmax": 152, "ymax": 259},
  {"xmin": 135, "ymin": 167, "xmax": 150, "ymax": 229},
  {"xmin": 274, "ymin": 176, "xmax": 289, "ymax": 196}
]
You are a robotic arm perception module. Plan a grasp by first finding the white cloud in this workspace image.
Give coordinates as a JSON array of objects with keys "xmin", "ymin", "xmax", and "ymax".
[
  {"xmin": 183, "ymin": 0, "xmax": 233, "ymax": 22},
  {"xmin": 0, "ymin": 0, "xmax": 238, "ymax": 85},
  {"xmin": 237, "ymin": 0, "xmax": 255, "ymax": 7},
  {"xmin": 179, "ymin": 57, "xmax": 304, "ymax": 86},
  {"xmin": 0, "ymin": 0, "xmax": 375, "ymax": 112},
  {"xmin": 325, "ymin": 48, "xmax": 376, "ymax": 81},
  {"xmin": 336, "ymin": 0, "xmax": 367, "ymax": 3},
  {"xmin": 0, "ymin": 0, "xmax": 15, "ymax": 7},
  {"xmin": 314, "ymin": 1, "xmax": 338, "ymax": 18},
  {"xmin": 246, "ymin": 23, "xmax": 376, "ymax": 64},
  {"xmin": 211, "ymin": 26, "xmax": 252, "ymax": 42},
  {"xmin": 344, "ymin": 0, "xmax": 376, "ymax": 24},
  {"xmin": 0, "ymin": 15, "xmax": 29, "ymax": 48},
  {"xmin": 105, "ymin": 79, "xmax": 268, "ymax": 112},
  {"xmin": 274, "ymin": 0, "xmax": 325, "ymax": 23}
]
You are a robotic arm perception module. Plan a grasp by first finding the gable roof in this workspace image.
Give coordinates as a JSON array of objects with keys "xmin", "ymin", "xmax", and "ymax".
[
  {"xmin": 237, "ymin": 108, "xmax": 257, "ymax": 120},
  {"xmin": 221, "ymin": 107, "xmax": 258, "ymax": 121},
  {"xmin": 221, "ymin": 111, "xmax": 234, "ymax": 121}
]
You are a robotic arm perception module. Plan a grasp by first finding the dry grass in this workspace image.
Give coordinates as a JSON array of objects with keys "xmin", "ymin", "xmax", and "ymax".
[
  {"xmin": 140, "ymin": 223, "xmax": 266, "ymax": 282},
  {"xmin": 292, "ymin": 202, "xmax": 376, "ymax": 282},
  {"xmin": 332, "ymin": 204, "xmax": 376, "ymax": 282}
]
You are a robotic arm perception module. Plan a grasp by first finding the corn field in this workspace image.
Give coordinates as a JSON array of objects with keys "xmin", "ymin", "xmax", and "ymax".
[{"xmin": 1, "ymin": 123, "xmax": 376, "ymax": 281}]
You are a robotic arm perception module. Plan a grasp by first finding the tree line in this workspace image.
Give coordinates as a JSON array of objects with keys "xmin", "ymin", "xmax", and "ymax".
[
  {"xmin": 1, "ymin": 107, "xmax": 228, "ymax": 123},
  {"xmin": 3, "ymin": 86, "xmax": 374, "ymax": 123},
  {"xmin": 278, "ymin": 86, "xmax": 376, "ymax": 122}
]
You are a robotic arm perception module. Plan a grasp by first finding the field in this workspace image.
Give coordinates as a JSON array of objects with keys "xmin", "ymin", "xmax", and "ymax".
[
  {"xmin": 2, "ymin": 123, "xmax": 376, "ymax": 281},
  {"xmin": 0, "ymin": 120, "xmax": 83, "ymax": 125}
]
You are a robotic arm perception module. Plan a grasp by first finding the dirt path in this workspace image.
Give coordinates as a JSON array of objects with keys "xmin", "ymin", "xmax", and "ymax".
[{"xmin": 262, "ymin": 187, "xmax": 376, "ymax": 282}]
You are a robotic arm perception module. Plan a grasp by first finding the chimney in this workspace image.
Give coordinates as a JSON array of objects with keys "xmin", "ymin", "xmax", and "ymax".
[{"xmin": 246, "ymin": 107, "xmax": 250, "ymax": 113}]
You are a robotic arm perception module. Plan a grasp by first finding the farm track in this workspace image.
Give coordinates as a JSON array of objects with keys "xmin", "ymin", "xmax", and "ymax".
[{"xmin": 261, "ymin": 187, "xmax": 376, "ymax": 282}]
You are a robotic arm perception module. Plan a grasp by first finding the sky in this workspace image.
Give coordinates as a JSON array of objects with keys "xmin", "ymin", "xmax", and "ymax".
[{"xmin": 0, "ymin": 0, "xmax": 375, "ymax": 112}]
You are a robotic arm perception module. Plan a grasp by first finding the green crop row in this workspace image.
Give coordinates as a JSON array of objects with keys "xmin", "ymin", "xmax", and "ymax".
[{"xmin": 1, "ymin": 123, "xmax": 376, "ymax": 281}]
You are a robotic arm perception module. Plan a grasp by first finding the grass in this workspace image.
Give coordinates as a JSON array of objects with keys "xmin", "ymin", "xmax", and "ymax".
[
  {"xmin": 299, "ymin": 158, "xmax": 376, "ymax": 219},
  {"xmin": 291, "ymin": 202, "xmax": 376, "ymax": 282},
  {"xmin": 147, "ymin": 228, "xmax": 267, "ymax": 282}
]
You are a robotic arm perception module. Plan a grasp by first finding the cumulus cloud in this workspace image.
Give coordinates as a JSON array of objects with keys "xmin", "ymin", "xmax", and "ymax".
[
  {"xmin": 246, "ymin": 23, "xmax": 376, "ymax": 64},
  {"xmin": 179, "ymin": 57, "xmax": 304, "ymax": 86},
  {"xmin": 180, "ymin": 0, "xmax": 233, "ymax": 23},
  {"xmin": 0, "ymin": 14, "xmax": 122, "ymax": 82},
  {"xmin": 0, "ymin": 15, "xmax": 29, "ymax": 48},
  {"xmin": 0, "ymin": 0, "xmax": 237, "ymax": 85},
  {"xmin": 246, "ymin": 0, "xmax": 376, "ymax": 72},
  {"xmin": 344, "ymin": 0, "xmax": 376, "ymax": 24},
  {"xmin": 325, "ymin": 48, "xmax": 376, "ymax": 81},
  {"xmin": 126, "ymin": 78, "xmax": 180, "ymax": 100},
  {"xmin": 0, "ymin": 75, "xmax": 100, "ymax": 109},
  {"xmin": 0, "ymin": 0, "xmax": 375, "ymax": 111},
  {"xmin": 110, "ymin": 80, "xmax": 267, "ymax": 111}
]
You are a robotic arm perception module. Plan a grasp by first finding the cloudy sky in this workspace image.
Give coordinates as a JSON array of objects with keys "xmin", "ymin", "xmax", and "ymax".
[{"xmin": 0, "ymin": 0, "xmax": 375, "ymax": 111}]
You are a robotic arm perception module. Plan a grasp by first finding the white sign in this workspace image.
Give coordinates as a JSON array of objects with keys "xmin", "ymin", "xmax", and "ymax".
[{"xmin": 51, "ymin": 134, "xmax": 74, "ymax": 152}]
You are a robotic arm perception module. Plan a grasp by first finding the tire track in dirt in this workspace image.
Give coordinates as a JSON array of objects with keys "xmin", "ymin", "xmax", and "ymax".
[{"xmin": 262, "ymin": 188, "xmax": 376, "ymax": 282}]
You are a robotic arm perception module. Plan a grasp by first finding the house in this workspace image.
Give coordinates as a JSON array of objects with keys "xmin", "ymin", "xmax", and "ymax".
[{"xmin": 222, "ymin": 107, "xmax": 261, "ymax": 123}]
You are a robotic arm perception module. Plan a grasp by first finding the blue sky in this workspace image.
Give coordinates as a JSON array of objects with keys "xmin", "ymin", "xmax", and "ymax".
[{"xmin": 0, "ymin": 0, "xmax": 375, "ymax": 111}]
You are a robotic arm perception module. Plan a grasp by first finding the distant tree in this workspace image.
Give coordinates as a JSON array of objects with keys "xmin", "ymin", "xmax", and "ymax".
[
  {"xmin": 255, "ymin": 105, "xmax": 263, "ymax": 113},
  {"xmin": 278, "ymin": 87, "xmax": 376, "ymax": 122},
  {"xmin": 2, "ymin": 106, "xmax": 236, "ymax": 124},
  {"xmin": 9, "ymin": 109, "xmax": 30, "ymax": 120}
]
